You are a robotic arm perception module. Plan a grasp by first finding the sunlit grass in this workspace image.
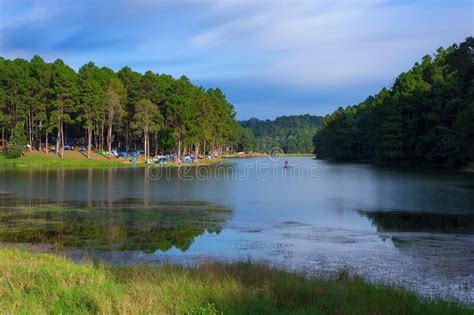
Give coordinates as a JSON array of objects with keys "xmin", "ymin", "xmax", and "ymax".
[
  {"xmin": 0, "ymin": 155, "xmax": 227, "ymax": 169},
  {"xmin": 0, "ymin": 155, "xmax": 129, "ymax": 169},
  {"xmin": 0, "ymin": 249, "xmax": 470, "ymax": 314}
]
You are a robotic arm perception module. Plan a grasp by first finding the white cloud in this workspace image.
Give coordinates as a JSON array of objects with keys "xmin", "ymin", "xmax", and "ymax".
[
  {"xmin": 0, "ymin": 0, "xmax": 62, "ymax": 30},
  {"xmin": 190, "ymin": 0, "xmax": 472, "ymax": 87},
  {"xmin": 2, "ymin": 0, "xmax": 470, "ymax": 93}
]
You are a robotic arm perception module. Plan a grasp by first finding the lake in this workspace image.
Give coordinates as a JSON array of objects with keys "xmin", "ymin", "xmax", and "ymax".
[{"xmin": 0, "ymin": 157, "xmax": 473, "ymax": 304}]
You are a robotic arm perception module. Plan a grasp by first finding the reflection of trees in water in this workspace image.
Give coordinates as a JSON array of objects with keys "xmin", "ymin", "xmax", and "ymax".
[
  {"xmin": 359, "ymin": 210, "xmax": 474, "ymax": 233},
  {"xmin": 360, "ymin": 210, "xmax": 474, "ymax": 283},
  {"xmin": 0, "ymin": 198, "xmax": 232, "ymax": 252}
]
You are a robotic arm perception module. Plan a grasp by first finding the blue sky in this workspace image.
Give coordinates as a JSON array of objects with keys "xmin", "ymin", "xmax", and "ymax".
[{"xmin": 0, "ymin": 0, "xmax": 472, "ymax": 119}]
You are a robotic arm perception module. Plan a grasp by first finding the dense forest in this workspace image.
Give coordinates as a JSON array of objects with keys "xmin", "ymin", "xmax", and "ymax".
[
  {"xmin": 0, "ymin": 56, "xmax": 243, "ymax": 159},
  {"xmin": 313, "ymin": 37, "xmax": 473, "ymax": 167},
  {"xmin": 240, "ymin": 115, "xmax": 322, "ymax": 153}
]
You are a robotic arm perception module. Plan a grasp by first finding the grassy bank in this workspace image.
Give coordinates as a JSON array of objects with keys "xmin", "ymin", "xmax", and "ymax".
[
  {"xmin": 0, "ymin": 154, "xmax": 131, "ymax": 169},
  {"xmin": 0, "ymin": 154, "xmax": 227, "ymax": 170},
  {"xmin": 0, "ymin": 249, "xmax": 470, "ymax": 314}
]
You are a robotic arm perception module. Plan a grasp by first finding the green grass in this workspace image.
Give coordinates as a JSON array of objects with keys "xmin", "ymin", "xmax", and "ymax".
[
  {"xmin": 0, "ymin": 155, "xmax": 131, "ymax": 169},
  {"xmin": 0, "ymin": 155, "xmax": 227, "ymax": 169},
  {"xmin": 0, "ymin": 249, "xmax": 470, "ymax": 314}
]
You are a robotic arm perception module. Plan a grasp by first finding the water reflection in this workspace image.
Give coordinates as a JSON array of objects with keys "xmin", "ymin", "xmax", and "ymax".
[
  {"xmin": 359, "ymin": 210, "xmax": 474, "ymax": 233},
  {"xmin": 0, "ymin": 197, "xmax": 232, "ymax": 252}
]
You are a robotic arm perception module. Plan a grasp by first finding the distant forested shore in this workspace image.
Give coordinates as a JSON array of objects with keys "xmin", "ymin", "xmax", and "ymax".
[
  {"xmin": 1, "ymin": 38, "xmax": 472, "ymax": 166},
  {"xmin": 0, "ymin": 57, "xmax": 248, "ymax": 160},
  {"xmin": 239, "ymin": 114, "xmax": 322, "ymax": 153},
  {"xmin": 313, "ymin": 37, "xmax": 473, "ymax": 167}
]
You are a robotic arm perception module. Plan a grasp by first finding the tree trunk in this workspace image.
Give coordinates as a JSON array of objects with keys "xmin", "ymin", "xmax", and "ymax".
[
  {"xmin": 107, "ymin": 110, "xmax": 114, "ymax": 154},
  {"xmin": 177, "ymin": 138, "xmax": 182, "ymax": 161},
  {"xmin": 28, "ymin": 111, "xmax": 32, "ymax": 150},
  {"xmin": 195, "ymin": 143, "xmax": 199, "ymax": 158},
  {"xmin": 45, "ymin": 131, "xmax": 49, "ymax": 154},
  {"xmin": 107, "ymin": 118, "xmax": 113, "ymax": 153},
  {"xmin": 203, "ymin": 140, "xmax": 206, "ymax": 157},
  {"xmin": 143, "ymin": 129, "xmax": 148, "ymax": 160},
  {"xmin": 87, "ymin": 127, "xmax": 92, "ymax": 159},
  {"xmin": 38, "ymin": 121, "xmax": 42, "ymax": 152},
  {"xmin": 94, "ymin": 123, "xmax": 98, "ymax": 150},
  {"xmin": 125, "ymin": 122, "xmax": 130, "ymax": 152},
  {"xmin": 60, "ymin": 120, "xmax": 65, "ymax": 159},
  {"xmin": 56, "ymin": 126, "xmax": 60, "ymax": 156},
  {"xmin": 100, "ymin": 121, "xmax": 105, "ymax": 151},
  {"xmin": 1, "ymin": 128, "xmax": 4, "ymax": 148}
]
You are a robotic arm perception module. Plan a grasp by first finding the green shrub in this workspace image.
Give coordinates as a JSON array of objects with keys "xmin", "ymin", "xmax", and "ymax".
[
  {"xmin": 1, "ymin": 122, "xmax": 27, "ymax": 159},
  {"xmin": 10, "ymin": 122, "xmax": 27, "ymax": 146},
  {"xmin": 3, "ymin": 144, "xmax": 25, "ymax": 159}
]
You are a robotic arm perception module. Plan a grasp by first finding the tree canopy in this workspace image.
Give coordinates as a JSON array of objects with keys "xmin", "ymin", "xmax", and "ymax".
[
  {"xmin": 0, "ymin": 56, "xmax": 245, "ymax": 158},
  {"xmin": 240, "ymin": 114, "xmax": 323, "ymax": 153},
  {"xmin": 313, "ymin": 37, "xmax": 474, "ymax": 167}
]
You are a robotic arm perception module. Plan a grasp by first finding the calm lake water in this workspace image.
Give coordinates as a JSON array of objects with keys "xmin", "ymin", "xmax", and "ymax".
[{"xmin": 0, "ymin": 157, "xmax": 473, "ymax": 304}]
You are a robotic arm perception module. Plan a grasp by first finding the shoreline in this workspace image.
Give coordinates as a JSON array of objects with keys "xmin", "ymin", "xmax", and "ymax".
[
  {"xmin": 315, "ymin": 157, "xmax": 472, "ymax": 170},
  {"xmin": 224, "ymin": 153, "xmax": 314, "ymax": 158},
  {"xmin": 0, "ymin": 151, "xmax": 228, "ymax": 170}
]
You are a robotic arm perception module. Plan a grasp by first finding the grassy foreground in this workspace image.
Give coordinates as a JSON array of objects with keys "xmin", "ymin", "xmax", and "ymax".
[{"xmin": 0, "ymin": 249, "xmax": 470, "ymax": 314}]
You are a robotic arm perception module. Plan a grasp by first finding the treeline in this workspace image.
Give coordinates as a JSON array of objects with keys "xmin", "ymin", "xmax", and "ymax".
[
  {"xmin": 314, "ymin": 37, "xmax": 474, "ymax": 167},
  {"xmin": 0, "ymin": 56, "xmax": 241, "ymax": 159},
  {"xmin": 240, "ymin": 115, "xmax": 323, "ymax": 153}
]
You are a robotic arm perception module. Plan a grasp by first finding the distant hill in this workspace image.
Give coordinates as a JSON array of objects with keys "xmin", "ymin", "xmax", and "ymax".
[{"xmin": 240, "ymin": 114, "xmax": 323, "ymax": 153}]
